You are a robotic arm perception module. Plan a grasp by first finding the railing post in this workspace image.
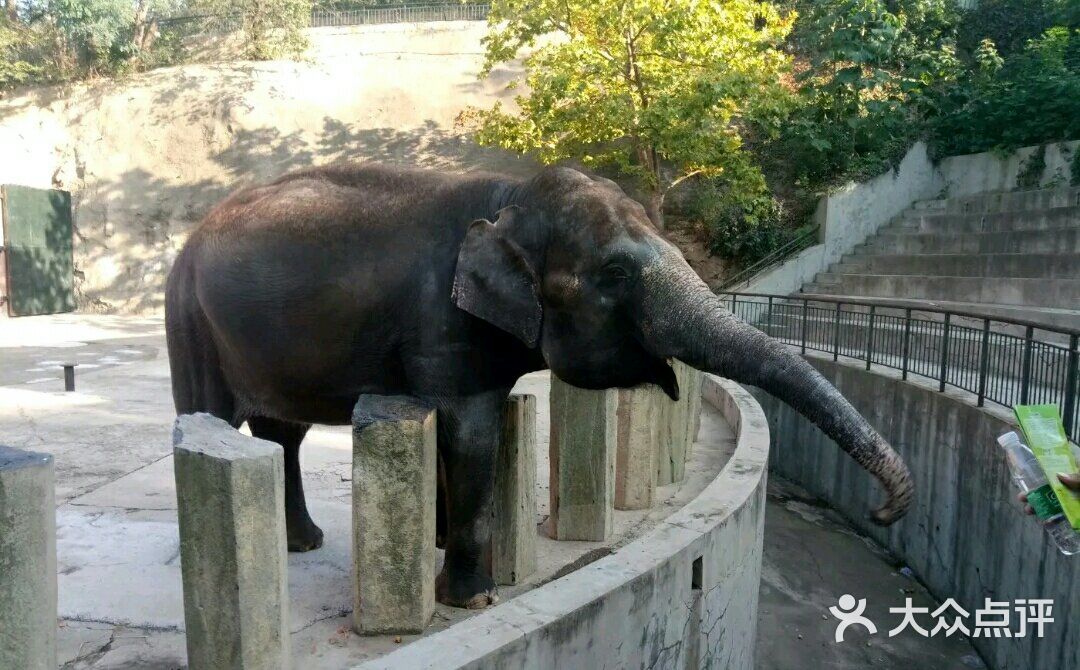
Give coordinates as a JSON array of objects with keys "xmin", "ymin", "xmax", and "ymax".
[
  {"xmin": 833, "ymin": 302, "xmax": 842, "ymax": 361},
  {"xmin": 901, "ymin": 308, "xmax": 912, "ymax": 381},
  {"xmin": 730, "ymin": 293, "xmax": 736, "ymax": 313},
  {"xmin": 977, "ymin": 318, "xmax": 991, "ymax": 407},
  {"xmin": 866, "ymin": 305, "xmax": 876, "ymax": 371},
  {"xmin": 939, "ymin": 313, "xmax": 951, "ymax": 392},
  {"xmin": 1021, "ymin": 326, "xmax": 1034, "ymax": 404},
  {"xmin": 766, "ymin": 296, "xmax": 774, "ymax": 337},
  {"xmin": 1063, "ymin": 334, "xmax": 1079, "ymax": 439},
  {"xmin": 800, "ymin": 299, "xmax": 808, "ymax": 355}
]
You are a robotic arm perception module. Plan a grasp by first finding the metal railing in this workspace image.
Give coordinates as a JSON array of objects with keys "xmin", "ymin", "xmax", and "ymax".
[
  {"xmin": 719, "ymin": 225, "xmax": 819, "ymax": 291},
  {"xmin": 311, "ymin": 4, "xmax": 489, "ymax": 26},
  {"xmin": 721, "ymin": 292, "xmax": 1080, "ymax": 443},
  {"xmin": 156, "ymin": 4, "xmax": 491, "ymax": 36}
]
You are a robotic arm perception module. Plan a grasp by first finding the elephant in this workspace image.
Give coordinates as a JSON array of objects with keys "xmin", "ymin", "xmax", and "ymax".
[{"xmin": 165, "ymin": 163, "xmax": 913, "ymax": 609}]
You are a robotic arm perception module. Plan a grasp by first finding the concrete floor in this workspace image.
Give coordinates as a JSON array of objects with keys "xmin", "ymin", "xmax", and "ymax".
[
  {"xmin": 0, "ymin": 314, "xmax": 987, "ymax": 669},
  {"xmin": 0, "ymin": 314, "xmax": 730, "ymax": 668}
]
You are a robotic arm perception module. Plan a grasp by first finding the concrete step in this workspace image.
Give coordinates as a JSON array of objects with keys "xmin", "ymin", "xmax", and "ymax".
[
  {"xmin": 911, "ymin": 186, "xmax": 1080, "ymax": 215},
  {"xmin": 890, "ymin": 205, "xmax": 1080, "ymax": 234},
  {"xmin": 832, "ymin": 253, "xmax": 1080, "ymax": 279},
  {"xmin": 794, "ymin": 293, "xmax": 1080, "ymax": 332},
  {"xmin": 808, "ymin": 273, "xmax": 1080, "ymax": 309},
  {"xmin": 856, "ymin": 227, "xmax": 1080, "ymax": 255}
]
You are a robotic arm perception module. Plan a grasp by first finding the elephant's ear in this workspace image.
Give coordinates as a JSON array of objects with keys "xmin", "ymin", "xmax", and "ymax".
[{"xmin": 452, "ymin": 215, "xmax": 542, "ymax": 347}]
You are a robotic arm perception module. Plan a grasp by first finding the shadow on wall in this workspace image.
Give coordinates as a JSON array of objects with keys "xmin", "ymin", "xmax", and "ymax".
[{"xmin": 75, "ymin": 116, "xmax": 534, "ymax": 315}]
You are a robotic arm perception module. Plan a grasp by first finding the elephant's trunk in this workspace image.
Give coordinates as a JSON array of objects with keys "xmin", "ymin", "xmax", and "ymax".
[{"xmin": 635, "ymin": 250, "xmax": 913, "ymax": 525}]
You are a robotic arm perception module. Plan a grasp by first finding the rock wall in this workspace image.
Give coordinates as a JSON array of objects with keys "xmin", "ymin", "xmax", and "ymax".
[{"xmin": 0, "ymin": 22, "xmax": 529, "ymax": 314}]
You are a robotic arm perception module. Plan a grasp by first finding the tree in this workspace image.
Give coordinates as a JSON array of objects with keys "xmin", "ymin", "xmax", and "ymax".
[
  {"xmin": 466, "ymin": 0, "xmax": 795, "ymax": 227},
  {"xmin": 196, "ymin": 0, "xmax": 311, "ymax": 60}
]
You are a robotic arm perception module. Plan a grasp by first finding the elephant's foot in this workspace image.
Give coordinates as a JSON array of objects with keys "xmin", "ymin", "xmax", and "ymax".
[
  {"xmin": 287, "ymin": 514, "xmax": 324, "ymax": 552},
  {"xmin": 435, "ymin": 568, "xmax": 499, "ymax": 609}
]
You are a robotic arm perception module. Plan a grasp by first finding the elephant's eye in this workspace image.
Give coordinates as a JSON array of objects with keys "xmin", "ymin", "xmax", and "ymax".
[{"xmin": 599, "ymin": 261, "xmax": 632, "ymax": 284}]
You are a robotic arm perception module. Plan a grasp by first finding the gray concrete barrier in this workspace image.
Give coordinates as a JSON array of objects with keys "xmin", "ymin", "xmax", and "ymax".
[
  {"xmin": 356, "ymin": 375, "xmax": 770, "ymax": 670},
  {"xmin": 490, "ymin": 393, "xmax": 538, "ymax": 586},
  {"xmin": 172, "ymin": 413, "xmax": 291, "ymax": 670},
  {"xmin": 657, "ymin": 361, "xmax": 704, "ymax": 485},
  {"xmin": 615, "ymin": 385, "xmax": 660, "ymax": 510},
  {"xmin": 750, "ymin": 355, "xmax": 1079, "ymax": 670},
  {"xmin": 548, "ymin": 377, "xmax": 617, "ymax": 541},
  {"xmin": 0, "ymin": 446, "xmax": 57, "ymax": 670},
  {"xmin": 352, "ymin": 395, "xmax": 437, "ymax": 634}
]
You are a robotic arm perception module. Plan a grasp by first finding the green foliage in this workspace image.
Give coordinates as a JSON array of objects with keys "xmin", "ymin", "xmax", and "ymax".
[
  {"xmin": 681, "ymin": 162, "xmax": 789, "ymax": 263},
  {"xmin": 0, "ymin": 17, "xmax": 41, "ymax": 89},
  {"xmin": 957, "ymin": 0, "xmax": 1078, "ymax": 57},
  {"xmin": 0, "ymin": 1, "xmax": 313, "ymax": 93},
  {"xmin": 195, "ymin": 0, "xmax": 312, "ymax": 59},
  {"xmin": 929, "ymin": 26, "xmax": 1080, "ymax": 156},
  {"xmin": 49, "ymin": 0, "xmax": 136, "ymax": 68},
  {"xmin": 1015, "ymin": 144, "xmax": 1047, "ymax": 189},
  {"xmin": 778, "ymin": 0, "xmax": 960, "ymax": 188},
  {"xmin": 467, "ymin": 0, "xmax": 795, "ymax": 223}
]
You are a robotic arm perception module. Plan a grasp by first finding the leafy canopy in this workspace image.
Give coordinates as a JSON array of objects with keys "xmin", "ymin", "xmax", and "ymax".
[{"xmin": 468, "ymin": 0, "xmax": 795, "ymax": 210}]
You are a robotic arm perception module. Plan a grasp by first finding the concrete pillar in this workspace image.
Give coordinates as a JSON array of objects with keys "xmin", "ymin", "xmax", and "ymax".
[
  {"xmin": 614, "ymin": 386, "xmax": 660, "ymax": 510},
  {"xmin": 684, "ymin": 366, "xmax": 704, "ymax": 462},
  {"xmin": 548, "ymin": 376, "xmax": 617, "ymax": 541},
  {"xmin": 352, "ymin": 395, "xmax": 437, "ymax": 635},
  {"xmin": 172, "ymin": 413, "xmax": 290, "ymax": 670},
  {"xmin": 490, "ymin": 394, "xmax": 538, "ymax": 586},
  {"xmin": 0, "ymin": 446, "xmax": 57, "ymax": 670},
  {"xmin": 657, "ymin": 361, "xmax": 704, "ymax": 485}
]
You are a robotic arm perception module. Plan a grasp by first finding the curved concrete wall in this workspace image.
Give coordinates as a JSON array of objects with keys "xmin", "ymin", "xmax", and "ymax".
[
  {"xmin": 750, "ymin": 357, "xmax": 1079, "ymax": 670},
  {"xmin": 357, "ymin": 376, "xmax": 770, "ymax": 670}
]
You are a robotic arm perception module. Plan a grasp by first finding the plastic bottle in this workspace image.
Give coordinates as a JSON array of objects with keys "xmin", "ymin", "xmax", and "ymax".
[{"xmin": 998, "ymin": 431, "xmax": 1080, "ymax": 556}]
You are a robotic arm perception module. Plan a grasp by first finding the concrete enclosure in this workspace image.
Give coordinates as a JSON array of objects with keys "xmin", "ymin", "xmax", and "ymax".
[
  {"xmin": 751, "ymin": 356, "xmax": 1079, "ymax": 670},
  {"xmin": 745, "ymin": 140, "xmax": 1080, "ymax": 297},
  {"xmin": 357, "ymin": 376, "xmax": 770, "ymax": 670},
  {"xmin": 490, "ymin": 393, "xmax": 539, "ymax": 586},
  {"xmin": 172, "ymin": 414, "xmax": 291, "ymax": 670},
  {"xmin": 352, "ymin": 395, "xmax": 438, "ymax": 635},
  {"xmin": 0, "ymin": 445, "xmax": 57, "ymax": 670},
  {"xmin": 547, "ymin": 378, "xmax": 618, "ymax": 541}
]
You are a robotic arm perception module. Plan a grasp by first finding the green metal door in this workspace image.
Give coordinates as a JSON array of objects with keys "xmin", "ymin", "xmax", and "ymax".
[{"xmin": 1, "ymin": 184, "xmax": 75, "ymax": 316}]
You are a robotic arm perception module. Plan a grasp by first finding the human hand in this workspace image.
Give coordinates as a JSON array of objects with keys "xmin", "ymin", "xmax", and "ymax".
[{"xmin": 1018, "ymin": 472, "xmax": 1080, "ymax": 515}]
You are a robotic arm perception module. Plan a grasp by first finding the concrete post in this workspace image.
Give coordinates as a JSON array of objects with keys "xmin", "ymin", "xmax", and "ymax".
[
  {"xmin": 490, "ymin": 394, "xmax": 538, "ymax": 585},
  {"xmin": 684, "ymin": 366, "xmax": 704, "ymax": 462},
  {"xmin": 173, "ymin": 414, "xmax": 290, "ymax": 670},
  {"xmin": 657, "ymin": 361, "xmax": 704, "ymax": 485},
  {"xmin": 0, "ymin": 446, "xmax": 57, "ymax": 670},
  {"xmin": 614, "ymin": 386, "xmax": 660, "ymax": 510},
  {"xmin": 352, "ymin": 395, "xmax": 437, "ymax": 635},
  {"xmin": 548, "ymin": 376, "xmax": 617, "ymax": 541}
]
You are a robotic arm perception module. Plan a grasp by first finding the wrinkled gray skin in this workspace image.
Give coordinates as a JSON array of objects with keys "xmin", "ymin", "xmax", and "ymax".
[{"xmin": 166, "ymin": 163, "xmax": 913, "ymax": 610}]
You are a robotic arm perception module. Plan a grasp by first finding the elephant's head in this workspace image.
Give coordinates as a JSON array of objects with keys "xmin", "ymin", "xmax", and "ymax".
[{"xmin": 453, "ymin": 166, "xmax": 913, "ymax": 524}]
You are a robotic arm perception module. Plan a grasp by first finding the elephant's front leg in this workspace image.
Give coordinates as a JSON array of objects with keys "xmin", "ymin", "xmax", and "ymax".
[{"xmin": 433, "ymin": 390, "xmax": 508, "ymax": 609}]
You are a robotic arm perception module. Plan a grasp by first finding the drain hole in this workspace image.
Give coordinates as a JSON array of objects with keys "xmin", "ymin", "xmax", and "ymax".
[{"xmin": 691, "ymin": 556, "xmax": 703, "ymax": 591}]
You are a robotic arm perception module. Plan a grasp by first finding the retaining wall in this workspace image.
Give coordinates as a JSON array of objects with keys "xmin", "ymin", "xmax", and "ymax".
[
  {"xmin": 744, "ymin": 139, "xmax": 1080, "ymax": 295},
  {"xmin": 750, "ymin": 357, "xmax": 1079, "ymax": 670},
  {"xmin": 357, "ymin": 376, "xmax": 770, "ymax": 670}
]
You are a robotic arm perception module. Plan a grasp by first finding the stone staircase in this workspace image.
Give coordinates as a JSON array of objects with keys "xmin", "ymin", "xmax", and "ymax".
[{"xmin": 800, "ymin": 186, "xmax": 1080, "ymax": 331}]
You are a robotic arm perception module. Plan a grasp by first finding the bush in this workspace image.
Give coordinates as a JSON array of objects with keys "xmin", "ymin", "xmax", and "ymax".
[
  {"xmin": 929, "ymin": 27, "xmax": 1080, "ymax": 155},
  {"xmin": 681, "ymin": 167, "xmax": 789, "ymax": 264}
]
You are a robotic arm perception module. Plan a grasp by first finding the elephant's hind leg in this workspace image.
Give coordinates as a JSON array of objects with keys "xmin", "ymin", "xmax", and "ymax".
[{"xmin": 248, "ymin": 416, "xmax": 323, "ymax": 552}]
